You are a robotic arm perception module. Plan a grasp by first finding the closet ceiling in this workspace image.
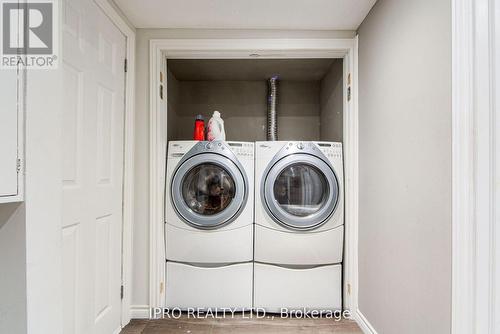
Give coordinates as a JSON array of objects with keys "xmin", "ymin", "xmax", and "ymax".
[
  {"xmin": 167, "ymin": 59, "xmax": 341, "ymax": 81},
  {"xmin": 114, "ymin": 0, "xmax": 376, "ymax": 30}
]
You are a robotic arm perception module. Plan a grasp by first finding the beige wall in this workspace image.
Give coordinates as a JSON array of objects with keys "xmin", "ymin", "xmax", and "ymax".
[
  {"xmin": 168, "ymin": 79, "xmax": 320, "ymax": 142},
  {"xmin": 0, "ymin": 203, "xmax": 27, "ymax": 334},
  {"xmin": 133, "ymin": 29, "xmax": 355, "ymax": 307},
  {"xmin": 357, "ymin": 0, "xmax": 452, "ymax": 333},
  {"xmin": 320, "ymin": 59, "xmax": 343, "ymax": 142}
]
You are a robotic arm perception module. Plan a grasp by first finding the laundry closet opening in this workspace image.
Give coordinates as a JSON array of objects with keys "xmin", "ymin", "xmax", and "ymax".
[
  {"xmin": 165, "ymin": 58, "xmax": 344, "ymax": 143},
  {"xmin": 162, "ymin": 56, "xmax": 350, "ymax": 311}
]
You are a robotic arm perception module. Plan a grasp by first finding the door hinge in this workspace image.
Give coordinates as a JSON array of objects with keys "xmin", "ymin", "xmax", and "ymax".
[
  {"xmin": 120, "ymin": 285, "xmax": 124, "ymax": 299},
  {"xmin": 16, "ymin": 158, "xmax": 21, "ymax": 173},
  {"xmin": 124, "ymin": 59, "xmax": 128, "ymax": 73},
  {"xmin": 347, "ymin": 72, "xmax": 352, "ymax": 102}
]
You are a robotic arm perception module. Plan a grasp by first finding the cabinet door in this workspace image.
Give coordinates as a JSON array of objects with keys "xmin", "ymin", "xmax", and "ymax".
[{"xmin": 0, "ymin": 68, "xmax": 19, "ymax": 198}]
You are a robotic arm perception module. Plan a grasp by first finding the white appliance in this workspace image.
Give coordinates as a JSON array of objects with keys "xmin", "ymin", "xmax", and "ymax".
[
  {"xmin": 165, "ymin": 140, "xmax": 254, "ymax": 310},
  {"xmin": 254, "ymin": 141, "xmax": 344, "ymax": 312}
]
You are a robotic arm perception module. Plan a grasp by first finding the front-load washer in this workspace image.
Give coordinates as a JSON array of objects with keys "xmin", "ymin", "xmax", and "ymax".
[
  {"xmin": 254, "ymin": 141, "xmax": 344, "ymax": 312},
  {"xmin": 165, "ymin": 140, "xmax": 254, "ymax": 310}
]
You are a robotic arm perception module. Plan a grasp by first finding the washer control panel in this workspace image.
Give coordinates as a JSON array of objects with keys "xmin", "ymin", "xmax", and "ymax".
[
  {"xmin": 177, "ymin": 141, "xmax": 254, "ymax": 158},
  {"xmin": 227, "ymin": 142, "xmax": 254, "ymax": 158},
  {"xmin": 168, "ymin": 141, "xmax": 193, "ymax": 158}
]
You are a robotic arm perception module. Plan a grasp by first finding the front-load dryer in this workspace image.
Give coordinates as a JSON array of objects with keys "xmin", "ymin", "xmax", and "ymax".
[
  {"xmin": 254, "ymin": 141, "xmax": 344, "ymax": 312},
  {"xmin": 165, "ymin": 140, "xmax": 254, "ymax": 310}
]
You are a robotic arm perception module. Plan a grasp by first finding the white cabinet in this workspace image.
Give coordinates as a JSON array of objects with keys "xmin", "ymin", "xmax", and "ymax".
[{"xmin": 0, "ymin": 68, "xmax": 22, "ymax": 203}]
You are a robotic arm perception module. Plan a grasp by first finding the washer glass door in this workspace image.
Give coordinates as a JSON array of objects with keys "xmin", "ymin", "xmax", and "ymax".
[
  {"xmin": 264, "ymin": 154, "xmax": 339, "ymax": 230},
  {"xmin": 182, "ymin": 163, "xmax": 236, "ymax": 215},
  {"xmin": 172, "ymin": 153, "xmax": 246, "ymax": 229}
]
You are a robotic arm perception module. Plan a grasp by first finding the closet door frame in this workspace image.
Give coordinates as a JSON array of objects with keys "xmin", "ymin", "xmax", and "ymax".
[
  {"xmin": 452, "ymin": 0, "xmax": 500, "ymax": 333},
  {"xmin": 148, "ymin": 37, "xmax": 360, "ymax": 317}
]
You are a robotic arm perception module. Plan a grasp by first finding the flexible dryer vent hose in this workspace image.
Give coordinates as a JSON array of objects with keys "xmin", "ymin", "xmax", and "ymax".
[{"xmin": 267, "ymin": 77, "xmax": 278, "ymax": 141}]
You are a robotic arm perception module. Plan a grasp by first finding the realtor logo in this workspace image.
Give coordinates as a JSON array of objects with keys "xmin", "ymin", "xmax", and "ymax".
[{"xmin": 1, "ymin": 0, "xmax": 58, "ymax": 68}]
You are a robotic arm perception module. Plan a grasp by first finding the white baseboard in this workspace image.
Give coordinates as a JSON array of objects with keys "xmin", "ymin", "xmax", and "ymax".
[
  {"xmin": 130, "ymin": 304, "xmax": 150, "ymax": 319},
  {"xmin": 353, "ymin": 309, "xmax": 378, "ymax": 334}
]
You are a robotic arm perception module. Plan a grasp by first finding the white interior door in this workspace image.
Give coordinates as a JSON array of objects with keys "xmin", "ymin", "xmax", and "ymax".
[
  {"xmin": 0, "ymin": 0, "xmax": 20, "ymax": 200},
  {"xmin": 0, "ymin": 68, "xmax": 18, "ymax": 198},
  {"xmin": 61, "ymin": 0, "xmax": 126, "ymax": 333}
]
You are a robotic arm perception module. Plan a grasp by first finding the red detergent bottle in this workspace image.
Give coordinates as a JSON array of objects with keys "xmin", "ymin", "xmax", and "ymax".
[{"xmin": 193, "ymin": 114, "xmax": 205, "ymax": 141}]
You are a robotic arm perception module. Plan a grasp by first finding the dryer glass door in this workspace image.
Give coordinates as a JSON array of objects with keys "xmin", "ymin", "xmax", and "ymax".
[
  {"xmin": 264, "ymin": 154, "xmax": 339, "ymax": 230},
  {"xmin": 273, "ymin": 163, "xmax": 329, "ymax": 217},
  {"xmin": 171, "ymin": 153, "xmax": 247, "ymax": 229}
]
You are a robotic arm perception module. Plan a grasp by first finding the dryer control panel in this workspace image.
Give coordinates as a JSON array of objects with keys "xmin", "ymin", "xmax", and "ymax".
[
  {"xmin": 267, "ymin": 141, "xmax": 342, "ymax": 160},
  {"xmin": 316, "ymin": 142, "xmax": 343, "ymax": 159}
]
